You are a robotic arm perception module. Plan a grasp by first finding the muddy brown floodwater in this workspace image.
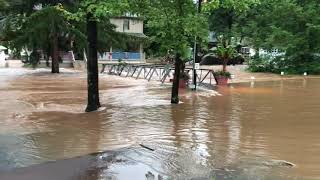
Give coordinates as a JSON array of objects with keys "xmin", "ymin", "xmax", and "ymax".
[{"xmin": 0, "ymin": 68, "xmax": 320, "ymax": 180}]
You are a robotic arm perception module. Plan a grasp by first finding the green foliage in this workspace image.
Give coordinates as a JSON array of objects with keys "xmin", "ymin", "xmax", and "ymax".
[
  {"xmin": 246, "ymin": 55, "xmax": 281, "ymax": 73},
  {"xmin": 213, "ymin": 36, "xmax": 237, "ymax": 71},
  {"xmin": 243, "ymin": 0, "xmax": 320, "ymax": 74},
  {"xmin": 1, "ymin": 0, "xmax": 142, "ymax": 59},
  {"xmin": 29, "ymin": 50, "xmax": 40, "ymax": 68},
  {"xmin": 68, "ymin": 0, "xmax": 145, "ymax": 54},
  {"xmin": 206, "ymin": 0, "xmax": 320, "ymax": 74},
  {"xmin": 0, "ymin": 0, "xmax": 8, "ymax": 9},
  {"xmin": 206, "ymin": 0, "xmax": 261, "ymax": 38},
  {"xmin": 247, "ymin": 54, "xmax": 320, "ymax": 75},
  {"xmin": 144, "ymin": 0, "xmax": 209, "ymax": 59},
  {"xmin": 213, "ymin": 70, "xmax": 231, "ymax": 78},
  {"xmin": 180, "ymin": 71, "xmax": 191, "ymax": 80},
  {"xmin": 204, "ymin": 0, "xmax": 260, "ymax": 13},
  {"xmin": 0, "ymin": 1, "xmax": 85, "ymax": 56},
  {"xmin": 215, "ymin": 38, "xmax": 236, "ymax": 61},
  {"xmin": 78, "ymin": 0, "xmax": 129, "ymax": 19},
  {"xmin": 283, "ymin": 54, "xmax": 320, "ymax": 74},
  {"xmin": 19, "ymin": 4, "xmax": 83, "ymax": 48}
]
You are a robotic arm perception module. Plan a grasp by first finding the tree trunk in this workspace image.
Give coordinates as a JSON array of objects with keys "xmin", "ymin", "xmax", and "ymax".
[
  {"xmin": 171, "ymin": 53, "xmax": 182, "ymax": 104},
  {"xmin": 223, "ymin": 58, "xmax": 228, "ymax": 72},
  {"xmin": 51, "ymin": 34, "xmax": 59, "ymax": 73},
  {"xmin": 85, "ymin": 13, "xmax": 101, "ymax": 112},
  {"xmin": 45, "ymin": 45, "xmax": 51, "ymax": 67},
  {"xmin": 45, "ymin": 54, "xmax": 49, "ymax": 67},
  {"xmin": 227, "ymin": 10, "xmax": 234, "ymax": 45}
]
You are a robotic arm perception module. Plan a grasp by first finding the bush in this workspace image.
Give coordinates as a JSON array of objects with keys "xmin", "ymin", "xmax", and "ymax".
[
  {"xmin": 229, "ymin": 55, "xmax": 245, "ymax": 65},
  {"xmin": 247, "ymin": 53, "xmax": 320, "ymax": 75},
  {"xmin": 200, "ymin": 54, "xmax": 245, "ymax": 65},
  {"xmin": 246, "ymin": 55, "xmax": 279, "ymax": 73},
  {"xmin": 213, "ymin": 70, "xmax": 231, "ymax": 78},
  {"xmin": 180, "ymin": 72, "xmax": 190, "ymax": 80},
  {"xmin": 284, "ymin": 53, "xmax": 320, "ymax": 74}
]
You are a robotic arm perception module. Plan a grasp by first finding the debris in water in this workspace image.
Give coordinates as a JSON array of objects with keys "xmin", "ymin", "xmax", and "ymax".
[
  {"xmin": 145, "ymin": 171, "xmax": 155, "ymax": 180},
  {"xmin": 158, "ymin": 175, "xmax": 163, "ymax": 180},
  {"xmin": 97, "ymin": 107, "xmax": 107, "ymax": 111},
  {"xmin": 263, "ymin": 160, "xmax": 296, "ymax": 168},
  {"xmin": 140, "ymin": 144, "xmax": 155, "ymax": 151}
]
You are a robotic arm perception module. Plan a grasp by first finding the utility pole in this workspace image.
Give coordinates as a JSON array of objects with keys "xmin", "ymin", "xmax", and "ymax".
[{"xmin": 192, "ymin": 0, "xmax": 202, "ymax": 90}]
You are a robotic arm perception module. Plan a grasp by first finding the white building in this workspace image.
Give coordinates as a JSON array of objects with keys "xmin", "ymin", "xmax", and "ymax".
[
  {"xmin": 241, "ymin": 47, "xmax": 285, "ymax": 58},
  {"xmin": 99, "ymin": 16, "xmax": 147, "ymax": 62},
  {"xmin": 0, "ymin": 46, "xmax": 8, "ymax": 67}
]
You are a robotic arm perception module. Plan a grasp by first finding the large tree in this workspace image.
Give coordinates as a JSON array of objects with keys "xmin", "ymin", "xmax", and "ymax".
[
  {"xmin": 206, "ymin": 0, "xmax": 260, "ymax": 42},
  {"xmin": 242, "ymin": 0, "xmax": 320, "ymax": 74},
  {"xmin": 0, "ymin": 0, "xmax": 8, "ymax": 9},
  {"xmin": 75, "ymin": 0, "xmax": 134, "ymax": 112},
  {"xmin": 27, "ymin": 5, "xmax": 78, "ymax": 73},
  {"xmin": 0, "ymin": 0, "xmax": 82, "ymax": 73},
  {"xmin": 144, "ymin": 0, "xmax": 208, "ymax": 103}
]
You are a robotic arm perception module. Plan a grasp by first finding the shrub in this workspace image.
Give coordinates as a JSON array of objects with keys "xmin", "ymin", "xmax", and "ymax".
[
  {"xmin": 247, "ymin": 53, "xmax": 320, "ymax": 75},
  {"xmin": 247, "ymin": 55, "xmax": 284, "ymax": 73},
  {"xmin": 213, "ymin": 70, "xmax": 231, "ymax": 78}
]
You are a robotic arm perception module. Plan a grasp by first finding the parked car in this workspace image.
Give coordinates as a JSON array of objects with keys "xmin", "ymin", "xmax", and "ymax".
[{"xmin": 200, "ymin": 53, "xmax": 245, "ymax": 65}]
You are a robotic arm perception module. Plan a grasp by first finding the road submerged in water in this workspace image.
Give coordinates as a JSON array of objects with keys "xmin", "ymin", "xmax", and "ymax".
[{"xmin": 0, "ymin": 68, "xmax": 320, "ymax": 180}]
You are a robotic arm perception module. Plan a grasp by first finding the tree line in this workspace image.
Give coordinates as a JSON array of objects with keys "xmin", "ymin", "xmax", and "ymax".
[{"xmin": 208, "ymin": 0, "xmax": 320, "ymax": 74}]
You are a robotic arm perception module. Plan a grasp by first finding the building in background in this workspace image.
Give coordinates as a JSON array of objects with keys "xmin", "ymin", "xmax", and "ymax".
[
  {"xmin": 0, "ymin": 46, "xmax": 8, "ymax": 67},
  {"xmin": 99, "ymin": 15, "xmax": 147, "ymax": 62}
]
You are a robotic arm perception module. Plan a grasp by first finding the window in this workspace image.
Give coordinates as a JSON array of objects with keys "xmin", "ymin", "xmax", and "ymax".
[{"xmin": 123, "ymin": 19, "xmax": 130, "ymax": 31}]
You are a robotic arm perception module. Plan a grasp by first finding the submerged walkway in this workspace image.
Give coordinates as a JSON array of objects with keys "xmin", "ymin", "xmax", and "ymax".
[
  {"xmin": 99, "ymin": 62, "xmax": 320, "ymax": 86},
  {"xmin": 0, "ymin": 68, "xmax": 319, "ymax": 179},
  {"xmin": 100, "ymin": 62, "xmax": 218, "ymax": 86}
]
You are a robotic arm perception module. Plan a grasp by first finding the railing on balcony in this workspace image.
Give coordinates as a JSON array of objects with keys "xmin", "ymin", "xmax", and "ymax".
[{"xmin": 98, "ymin": 52, "xmax": 141, "ymax": 61}]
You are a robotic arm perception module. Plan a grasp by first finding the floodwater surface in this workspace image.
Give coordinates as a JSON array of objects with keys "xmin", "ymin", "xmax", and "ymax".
[{"xmin": 0, "ymin": 68, "xmax": 320, "ymax": 179}]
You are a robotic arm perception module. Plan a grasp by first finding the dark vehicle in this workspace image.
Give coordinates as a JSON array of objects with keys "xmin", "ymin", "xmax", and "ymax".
[{"xmin": 200, "ymin": 53, "xmax": 245, "ymax": 65}]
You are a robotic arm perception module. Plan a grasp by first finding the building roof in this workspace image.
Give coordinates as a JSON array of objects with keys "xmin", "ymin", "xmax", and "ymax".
[
  {"xmin": 126, "ymin": 33, "xmax": 148, "ymax": 39},
  {"xmin": 118, "ymin": 13, "xmax": 142, "ymax": 19},
  {"xmin": 112, "ymin": 16, "xmax": 143, "ymax": 21}
]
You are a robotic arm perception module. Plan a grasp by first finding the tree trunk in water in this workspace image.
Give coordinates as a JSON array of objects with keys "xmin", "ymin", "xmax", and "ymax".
[
  {"xmin": 51, "ymin": 34, "xmax": 59, "ymax": 73},
  {"xmin": 86, "ymin": 13, "xmax": 101, "ymax": 112},
  {"xmin": 171, "ymin": 53, "xmax": 182, "ymax": 104}
]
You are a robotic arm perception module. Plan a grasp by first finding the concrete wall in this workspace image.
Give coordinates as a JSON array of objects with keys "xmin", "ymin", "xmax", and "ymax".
[{"xmin": 110, "ymin": 18, "xmax": 143, "ymax": 34}]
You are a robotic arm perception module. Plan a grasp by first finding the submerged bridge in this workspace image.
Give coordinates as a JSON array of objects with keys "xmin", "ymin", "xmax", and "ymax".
[{"xmin": 100, "ymin": 62, "xmax": 218, "ymax": 86}]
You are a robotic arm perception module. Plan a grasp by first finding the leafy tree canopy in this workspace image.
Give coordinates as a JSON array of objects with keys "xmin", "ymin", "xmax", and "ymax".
[
  {"xmin": 204, "ymin": 0, "xmax": 260, "ymax": 13},
  {"xmin": 240, "ymin": 0, "xmax": 320, "ymax": 74},
  {"xmin": 0, "ymin": 0, "xmax": 8, "ymax": 9},
  {"xmin": 72, "ymin": 0, "xmax": 130, "ymax": 21},
  {"xmin": 144, "ymin": 0, "xmax": 208, "ymax": 59}
]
